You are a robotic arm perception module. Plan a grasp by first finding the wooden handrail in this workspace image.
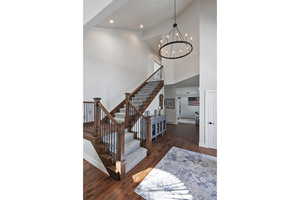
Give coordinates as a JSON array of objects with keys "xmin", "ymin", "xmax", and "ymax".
[
  {"xmin": 128, "ymin": 65, "xmax": 163, "ymax": 99},
  {"xmin": 98, "ymin": 101, "xmax": 119, "ymax": 125},
  {"xmin": 144, "ymin": 65, "xmax": 163, "ymax": 83}
]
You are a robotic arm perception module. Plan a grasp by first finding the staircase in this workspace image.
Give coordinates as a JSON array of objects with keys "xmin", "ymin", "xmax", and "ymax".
[
  {"xmin": 114, "ymin": 80, "xmax": 162, "ymax": 123},
  {"xmin": 83, "ymin": 66, "xmax": 164, "ymax": 180}
]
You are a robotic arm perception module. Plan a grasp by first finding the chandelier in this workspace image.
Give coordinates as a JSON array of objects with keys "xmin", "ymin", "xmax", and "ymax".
[{"xmin": 158, "ymin": 0, "xmax": 193, "ymax": 59}]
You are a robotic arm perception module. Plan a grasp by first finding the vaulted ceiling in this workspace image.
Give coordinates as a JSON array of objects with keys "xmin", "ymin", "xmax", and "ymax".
[{"xmin": 94, "ymin": 0, "xmax": 193, "ymax": 31}]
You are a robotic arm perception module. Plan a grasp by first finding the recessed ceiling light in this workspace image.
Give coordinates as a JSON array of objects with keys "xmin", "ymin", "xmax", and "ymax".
[
  {"xmin": 140, "ymin": 24, "xmax": 144, "ymax": 29},
  {"xmin": 109, "ymin": 19, "xmax": 114, "ymax": 24}
]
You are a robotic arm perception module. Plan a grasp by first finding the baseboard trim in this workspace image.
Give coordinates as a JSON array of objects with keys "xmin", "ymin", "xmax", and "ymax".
[{"xmin": 199, "ymin": 144, "xmax": 217, "ymax": 150}]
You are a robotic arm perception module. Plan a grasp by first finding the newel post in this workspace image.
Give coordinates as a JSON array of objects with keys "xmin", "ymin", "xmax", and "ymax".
[
  {"xmin": 116, "ymin": 123, "xmax": 126, "ymax": 179},
  {"xmin": 145, "ymin": 116, "xmax": 152, "ymax": 154},
  {"xmin": 93, "ymin": 97, "xmax": 101, "ymax": 137}
]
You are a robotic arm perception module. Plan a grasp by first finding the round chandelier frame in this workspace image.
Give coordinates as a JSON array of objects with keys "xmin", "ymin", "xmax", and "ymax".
[{"xmin": 158, "ymin": 0, "xmax": 193, "ymax": 60}]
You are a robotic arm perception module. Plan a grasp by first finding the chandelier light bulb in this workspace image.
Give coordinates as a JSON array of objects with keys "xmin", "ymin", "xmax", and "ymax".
[
  {"xmin": 185, "ymin": 33, "xmax": 188, "ymax": 37},
  {"xmin": 166, "ymin": 35, "xmax": 170, "ymax": 39},
  {"xmin": 190, "ymin": 36, "xmax": 193, "ymax": 40}
]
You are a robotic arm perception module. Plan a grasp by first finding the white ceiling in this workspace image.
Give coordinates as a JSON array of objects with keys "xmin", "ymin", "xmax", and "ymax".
[{"xmin": 95, "ymin": 0, "xmax": 193, "ymax": 31}]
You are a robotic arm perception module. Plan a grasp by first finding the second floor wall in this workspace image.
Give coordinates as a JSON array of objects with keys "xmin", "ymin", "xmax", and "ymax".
[{"xmin": 84, "ymin": 27, "xmax": 155, "ymax": 110}]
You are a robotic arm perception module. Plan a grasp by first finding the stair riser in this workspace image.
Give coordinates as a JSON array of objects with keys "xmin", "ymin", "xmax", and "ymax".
[
  {"xmin": 132, "ymin": 100, "xmax": 144, "ymax": 104},
  {"xmin": 146, "ymin": 84, "xmax": 160, "ymax": 87},
  {"xmin": 136, "ymin": 93, "xmax": 152, "ymax": 96},
  {"xmin": 125, "ymin": 140, "xmax": 141, "ymax": 156},
  {"xmin": 140, "ymin": 90, "xmax": 154, "ymax": 93},
  {"xmin": 132, "ymin": 101, "xmax": 143, "ymax": 104},
  {"xmin": 132, "ymin": 97, "xmax": 148, "ymax": 101},
  {"xmin": 115, "ymin": 118, "xmax": 125, "ymax": 123},
  {"xmin": 142, "ymin": 86, "xmax": 156, "ymax": 89},
  {"xmin": 125, "ymin": 133, "xmax": 134, "ymax": 143},
  {"xmin": 115, "ymin": 113, "xmax": 125, "ymax": 118}
]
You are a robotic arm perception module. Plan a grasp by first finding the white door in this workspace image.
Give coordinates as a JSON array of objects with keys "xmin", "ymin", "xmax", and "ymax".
[{"xmin": 205, "ymin": 90, "xmax": 217, "ymax": 148}]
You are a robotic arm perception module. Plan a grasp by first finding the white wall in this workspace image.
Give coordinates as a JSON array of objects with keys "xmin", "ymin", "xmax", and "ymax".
[
  {"xmin": 84, "ymin": 27, "xmax": 155, "ymax": 110},
  {"xmin": 199, "ymin": 0, "xmax": 217, "ymax": 146}
]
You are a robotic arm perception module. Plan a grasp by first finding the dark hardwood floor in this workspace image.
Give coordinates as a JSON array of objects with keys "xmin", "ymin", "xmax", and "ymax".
[
  {"xmin": 167, "ymin": 123, "xmax": 199, "ymax": 145},
  {"xmin": 84, "ymin": 123, "xmax": 217, "ymax": 200}
]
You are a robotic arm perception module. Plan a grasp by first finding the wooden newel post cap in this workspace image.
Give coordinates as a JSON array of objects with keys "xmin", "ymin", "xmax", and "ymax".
[{"xmin": 93, "ymin": 97, "xmax": 101, "ymax": 102}]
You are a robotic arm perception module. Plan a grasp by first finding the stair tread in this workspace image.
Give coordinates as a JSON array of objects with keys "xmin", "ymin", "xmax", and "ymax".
[{"xmin": 125, "ymin": 147, "xmax": 148, "ymax": 173}]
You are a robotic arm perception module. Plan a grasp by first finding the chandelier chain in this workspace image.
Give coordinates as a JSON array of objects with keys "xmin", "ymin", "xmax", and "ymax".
[{"xmin": 174, "ymin": 0, "xmax": 176, "ymax": 24}]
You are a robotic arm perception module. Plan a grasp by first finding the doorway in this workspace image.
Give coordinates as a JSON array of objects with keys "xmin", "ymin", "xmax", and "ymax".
[
  {"xmin": 177, "ymin": 96, "xmax": 199, "ymax": 124},
  {"xmin": 164, "ymin": 75, "xmax": 200, "ymax": 146}
]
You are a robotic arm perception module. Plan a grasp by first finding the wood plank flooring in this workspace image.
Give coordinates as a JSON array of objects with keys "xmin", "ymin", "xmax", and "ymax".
[{"xmin": 84, "ymin": 123, "xmax": 217, "ymax": 200}]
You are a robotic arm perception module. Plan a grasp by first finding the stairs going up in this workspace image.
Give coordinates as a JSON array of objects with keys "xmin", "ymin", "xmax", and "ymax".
[
  {"xmin": 123, "ymin": 130, "xmax": 148, "ymax": 173},
  {"xmin": 83, "ymin": 66, "xmax": 164, "ymax": 180},
  {"xmin": 113, "ymin": 80, "xmax": 162, "ymax": 123}
]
